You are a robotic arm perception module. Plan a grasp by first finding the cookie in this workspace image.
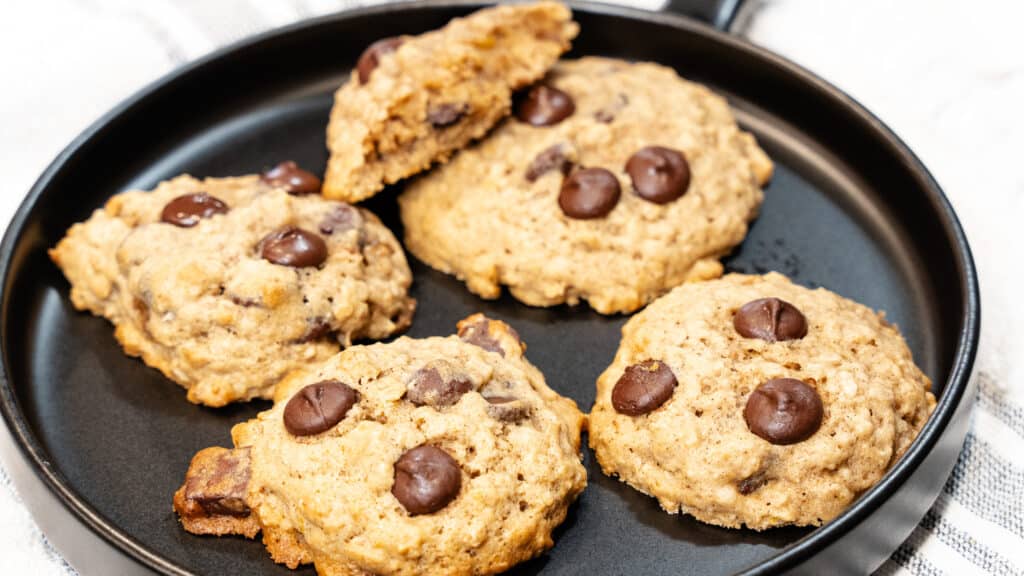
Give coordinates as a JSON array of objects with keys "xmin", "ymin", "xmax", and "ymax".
[
  {"xmin": 174, "ymin": 315, "xmax": 586, "ymax": 575},
  {"xmin": 588, "ymin": 272, "xmax": 935, "ymax": 529},
  {"xmin": 399, "ymin": 56, "xmax": 773, "ymax": 314},
  {"xmin": 50, "ymin": 164, "xmax": 415, "ymax": 406},
  {"xmin": 323, "ymin": 2, "xmax": 578, "ymax": 202}
]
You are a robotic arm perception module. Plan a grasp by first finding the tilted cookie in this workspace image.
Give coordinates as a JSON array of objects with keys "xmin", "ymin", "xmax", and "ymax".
[
  {"xmin": 323, "ymin": 2, "xmax": 578, "ymax": 202},
  {"xmin": 50, "ymin": 163, "xmax": 415, "ymax": 406},
  {"xmin": 400, "ymin": 56, "xmax": 772, "ymax": 314},
  {"xmin": 174, "ymin": 315, "xmax": 586, "ymax": 575},
  {"xmin": 588, "ymin": 273, "xmax": 935, "ymax": 529}
]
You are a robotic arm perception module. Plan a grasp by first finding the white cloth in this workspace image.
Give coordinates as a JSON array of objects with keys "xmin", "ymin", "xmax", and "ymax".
[{"xmin": 0, "ymin": 1, "xmax": 1019, "ymax": 574}]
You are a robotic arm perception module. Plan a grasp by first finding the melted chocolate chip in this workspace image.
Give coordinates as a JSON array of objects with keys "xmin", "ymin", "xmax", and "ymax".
[
  {"xmin": 259, "ymin": 226, "xmax": 327, "ymax": 268},
  {"xmin": 625, "ymin": 146, "xmax": 691, "ymax": 204},
  {"xmin": 737, "ymin": 471, "xmax": 769, "ymax": 495},
  {"xmin": 611, "ymin": 360, "xmax": 678, "ymax": 416},
  {"xmin": 392, "ymin": 445, "xmax": 461, "ymax": 515},
  {"xmin": 160, "ymin": 193, "xmax": 229, "ymax": 228},
  {"xmin": 457, "ymin": 319, "xmax": 520, "ymax": 356},
  {"xmin": 295, "ymin": 317, "xmax": 334, "ymax": 343},
  {"xmin": 559, "ymin": 168, "xmax": 621, "ymax": 219},
  {"xmin": 283, "ymin": 381, "xmax": 358, "ymax": 436},
  {"xmin": 260, "ymin": 161, "xmax": 322, "ymax": 196},
  {"xmin": 744, "ymin": 378, "xmax": 823, "ymax": 445},
  {"xmin": 733, "ymin": 298, "xmax": 808, "ymax": 342},
  {"xmin": 515, "ymin": 84, "xmax": 575, "ymax": 126},
  {"xmin": 427, "ymin": 103, "xmax": 468, "ymax": 127},
  {"xmin": 484, "ymin": 394, "xmax": 531, "ymax": 423},
  {"xmin": 525, "ymin": 144, "xmax": 573, "ymax": 182},
  {"xmin": 230, "ymin": 295, "xmax": 260, "ymax": 308},
  {"xmin": 182, "ymin": 447, "xmax": 252, "ymax": 518},
  {"xmin": 357, "ymin": 36, "xmax": 404, "ymax": 84},
  {"xmin": 318, "ymin": 204, "xmax": 362, "ymax": 235},
  {"xmin": 407, "ymin": 365, "xmax": 473, "ymax": 407}
]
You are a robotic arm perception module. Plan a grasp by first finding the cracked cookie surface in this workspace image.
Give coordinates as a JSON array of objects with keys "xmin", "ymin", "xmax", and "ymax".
[
  {"xmin": 588, "ymin": 273, "xmax": 935, "ymax": 529},
  {"xmin": 50, "ymin": 171, "xmax": 414, "ymax": 406},
  {"xmin": 323, "ymin": 2, "xmax": 578, "ymax": 202},
  {"xmin": 400, "ymin": 56, "xmax": 772, "ymax": 314},
  {"xmin": 175, "ymin": 315, "xmax": 586, "ymax": 575}
]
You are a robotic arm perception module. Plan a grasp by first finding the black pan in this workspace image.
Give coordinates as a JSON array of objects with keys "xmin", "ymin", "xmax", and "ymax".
[{"xmin": 0, "ymin": 1, "xmax": 980, "ymax": 574}]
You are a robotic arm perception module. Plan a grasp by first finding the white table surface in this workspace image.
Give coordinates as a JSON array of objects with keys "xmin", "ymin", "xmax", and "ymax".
[{"xmin": 0, "ymin": 0, "xmax": 1020, "ymax": 574}]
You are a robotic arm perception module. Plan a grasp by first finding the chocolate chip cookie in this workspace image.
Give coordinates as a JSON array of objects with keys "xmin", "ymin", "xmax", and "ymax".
[
  {"xmin": 399, "ymin": 56, "xmax": 773, "ymax": 314},
  {"xmin": 588, "ymin": 273, "xmax": 935, "ymax": 529},
  {"xmin": 323, "ymin": 2, "xmax": 578, "ymax": 202},
  {"xmin": 174, "ymin": 315, "xmax": 586, "ymax": 575},
  {"xmin": 50, "ymin": 165, "xmax": 415, "ymax": 406}
]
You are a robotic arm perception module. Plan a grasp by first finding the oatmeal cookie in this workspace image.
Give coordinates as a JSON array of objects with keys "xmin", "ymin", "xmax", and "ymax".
[
  {"xmin": 174, "ymin": 315, "xmax": 586, "ymax": 575},
  {"xmin": 50, "ymin": 163, "xmax": 415, "ymax": 406},
  {"xmin": 323, "ymin": 2, "xmax": 578, "ymax": 202},
  {"xmin": 400, "ymin": 57, "xmax": 772, "ymax": 314},
  {"xmin": 588, "ymin": 272, "xmax": 935, "ymax": 529}
]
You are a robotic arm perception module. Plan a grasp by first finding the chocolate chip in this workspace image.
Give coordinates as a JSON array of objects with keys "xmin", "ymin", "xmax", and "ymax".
[
  {"xmin": 625, "ymin": 146, "xmax": 691, "ymax": 204},
  {"xmin": 525, "ymin": 144, "xmax": 573, "ymax": 182},
  {"xmin": 392, "ymin": 445, "xmax": 461, "ymax": 515},
  {"xmin": 319, "ymin": 204, "xmax": 362, "ymax": 235},
  {"xmin": 484, "ymin": 394, "xmax": 532, "ymax": 423},
  {"xmin": 283, "ymin": 380, "xmax": 358, "ymax": 436},
  {"xmin": 744, "ymin": 378, "xmax": 823, "ymax": 445},
  {"xmin": 611, "ymin": 360, "xmax": 677, "ymax": 416},
  {"xmin": 182, "ymin": 447, "xmax": 252, "ymax": 518},
  {"xmin": 559, "ymin": 168, "xmax": 621, "ymax": 219},
  {"xmin": 427, "ymin": 103, "xmax": 468, "ymax": 128},
  {"xmin": 230, "ymin": 295, "xmax": 260, "ymax": 308},
  {"xmin": 457, "ymin": 319, "xmax": 520, "ymax": 356},
  {"xmin": 357, "ymin": 37, "xmax": 404, "ymax": 84},
  {"xmin": 733, "ymin": 298, "xmax": 808, "ymax": 342},
  {"xmin": 295, "ymin": 317, "xmax": 334, "ymax": 343},
  {"xmin": 407, "ymin": 364, "xmax": 473, "ymax": 407},
  {"xmin": 160, "ymin": 193, "xmax": 229, "ymax": 228},
  {"xmin": 594, "ymin": 93, "xmax": 629, "ymax": 123},
  {"xmin": 260, "ymin": 161, "xmax": 321, "ymax": 196},
  {"xmin": 259, "ymin": 226, "xmax": 327, "ymax": 268},
  {"xmin": 515, "ymin": 84, "xmax": 575, "ymax": 126},
  {"xmin": 737, "ymin": 471, "xmax": 769, "ymax": 495}
]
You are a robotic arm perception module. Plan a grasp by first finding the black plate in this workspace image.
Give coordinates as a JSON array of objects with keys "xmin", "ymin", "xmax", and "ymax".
[{"xmin": 0, "ymin": 2, "xmax": 979, "ymax": 575}]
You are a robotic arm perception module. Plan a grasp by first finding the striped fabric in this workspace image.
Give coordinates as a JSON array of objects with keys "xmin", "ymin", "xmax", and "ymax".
[
  {"xmin": 875, "ymin": 376, "xmax": 1024, "ymax": 576},
  {"xmin": 0, "ymin": 1, "xmax": 1020, "ymax": 575}
]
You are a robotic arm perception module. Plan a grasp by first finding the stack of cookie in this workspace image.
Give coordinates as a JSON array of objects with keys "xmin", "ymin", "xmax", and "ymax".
[{"xmin": 50, "ymin": 3, "xmax": 936, "ymax": 575}]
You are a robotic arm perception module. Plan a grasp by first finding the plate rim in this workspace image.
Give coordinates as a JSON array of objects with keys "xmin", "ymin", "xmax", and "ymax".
[{"xmin": 0, "ymin": 1, "xmax": 981, "ymax": 574}]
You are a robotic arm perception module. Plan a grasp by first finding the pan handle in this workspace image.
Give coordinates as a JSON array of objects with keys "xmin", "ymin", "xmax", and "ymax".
[{"xmin": 659, "ymin": 0, "xmax": 747, "ymax": 31}]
